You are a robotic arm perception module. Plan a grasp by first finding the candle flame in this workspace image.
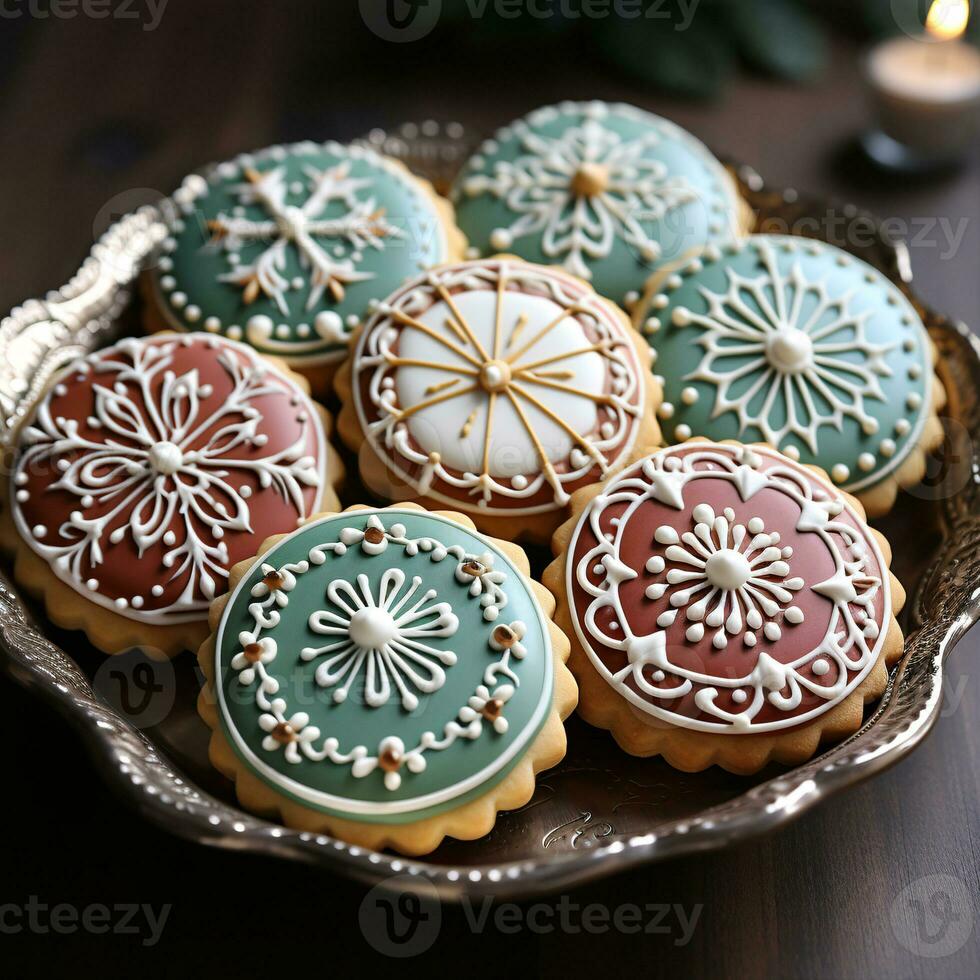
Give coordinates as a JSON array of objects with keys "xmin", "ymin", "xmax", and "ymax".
[{"xmin": 926, "ymin": 0, "xmax": 970, "ymax": 40}]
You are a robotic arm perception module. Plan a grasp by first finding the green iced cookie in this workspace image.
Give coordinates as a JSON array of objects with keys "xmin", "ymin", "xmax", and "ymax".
[
  {"xmin": 451, "ymin": 101, "xmax": 742, "ymax": 306},
  {"xmin": 213, "ymin": 509, "xmax": 554, "ymax": 824},
  {"xmin": 151, "ymin": 141, "xmax": 456, "ymax": 366},
  {"xmin": 637, "ymin": 234, "xmax": 935, "ymax": 494}
]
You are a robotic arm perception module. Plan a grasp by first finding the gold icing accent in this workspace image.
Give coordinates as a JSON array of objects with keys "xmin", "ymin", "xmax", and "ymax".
[
  {"xmin": 570, "ymin": 162, "xmax": 610, "ymax": 198},
  {"xmin": 373, "ymin": 266, "xmax": 632, "ymax": 507},
  {"xmin": 460, "ymin": 408, "xmax": 479, "ymax": 438}
]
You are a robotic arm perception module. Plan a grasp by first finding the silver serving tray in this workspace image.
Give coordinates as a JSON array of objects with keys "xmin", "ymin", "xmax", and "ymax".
[{"xmin": 1, "ymin": 124, "xmax": 978, "ymax": 900}]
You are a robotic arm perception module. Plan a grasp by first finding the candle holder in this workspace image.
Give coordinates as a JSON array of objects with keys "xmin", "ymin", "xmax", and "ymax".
[{"xmin": 863, "ymin": 1, "xmax": 980, "ymax": 172}]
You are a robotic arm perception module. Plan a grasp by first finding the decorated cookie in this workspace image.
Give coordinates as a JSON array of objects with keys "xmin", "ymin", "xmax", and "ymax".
[
  {"xmin": 337, "ymin": 257, "xmax": 661, "ymax": 543},
  {"xmin": 451, "ymin": 101, "xmax": 748, "ymax": 307},
  {"xmin": 633, "ymin": 235, "xmax": 946, "ymax": 516},
  {"xmin": 3, "ymin": 333, "xmax": 343, "ymax": 657},
  {"xmin": 144, "ymin": 141, "xmax": 465, "ymax": 384},
  {"xmin": 545, "ymin": 441, "xmax": 905, "ymax": 774},
  {"xmin": 197, "ymin": 504, "xmax": 576, "ymax": 854}
]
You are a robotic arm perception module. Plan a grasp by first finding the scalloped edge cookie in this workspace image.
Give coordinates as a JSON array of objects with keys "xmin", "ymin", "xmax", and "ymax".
[
  {"xmin": 335, "ymin": 256, "xmax": 663, "ymax": 545},
  {"xmin": 0, "ymin": 336, "xmax": 345, "ymax": 659},
  {"xmin": 140, "ymin": 144, "xmax": 467, "ymax": 395},
  {"xmin": 451, "ymin": 100, "xmax": 755, "ymax": 309},
  {"xmin": 632, "ymin": 245, "xmax": 947, "ymax": 518},
  {"xmin": 543, "ymin": 438, "xmax": 906, "ymax": 775},
  {"xmin": 196, "ymin": 502, "xmax": 577, "ymax": 856}
]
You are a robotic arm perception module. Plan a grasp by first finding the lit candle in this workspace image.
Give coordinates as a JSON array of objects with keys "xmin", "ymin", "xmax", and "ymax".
[{"xmin": 865, "ymin": 0, "xmax": 980, "ymax": 166}]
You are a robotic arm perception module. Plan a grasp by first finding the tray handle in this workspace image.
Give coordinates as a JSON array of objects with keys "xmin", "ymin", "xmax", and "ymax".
[{"xmin": 0, "ymin": 205, "xmax": 168, "ymax": 447}]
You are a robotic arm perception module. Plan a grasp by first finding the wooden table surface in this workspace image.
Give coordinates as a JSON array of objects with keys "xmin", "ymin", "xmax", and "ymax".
[{"xmin": 1, "ymin": 7, "xmax": 977, "ymax": 978}]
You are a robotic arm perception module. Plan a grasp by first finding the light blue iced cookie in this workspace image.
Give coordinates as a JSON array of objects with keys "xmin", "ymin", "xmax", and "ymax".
[
  {"xmin": 634, "ymin": 234, "xmax": 940, "ymax": 508},
  {"xmin": 207, "ymin": 508, "xmax": 565, "ymax": 831},
  {"xmin": 150, "ymin": 141, "xmax": 460, "ymax": 367},
  {"xmin": 451, "ymin": 101, "xmax": 743, "ymax": 306}
]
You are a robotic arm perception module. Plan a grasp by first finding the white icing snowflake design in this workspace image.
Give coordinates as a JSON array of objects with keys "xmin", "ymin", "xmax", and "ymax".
[
  {"xmin": 460, "ymin": 108, "xmax": 698, "ymax": 281},
  {"xmin": 676, "ymin": 239, "xmax": 895, "ymax": 454},
  {"xmin": 209, "ymin": 160, "xmax": 402, "ymax": 316},
  {"xmin": 301, "ymin": 568, "xmax": 460, "ymax": 711},
  {"xmin": 647, "ymin": 504, "xmax": 805, "ymax": 650},
  {"xmin": 12, "ymin": 338, "xmax": 321, "ymax": 621}
]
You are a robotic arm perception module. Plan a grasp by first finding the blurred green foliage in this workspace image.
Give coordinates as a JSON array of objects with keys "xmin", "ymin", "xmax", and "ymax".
[
  {"xmin": 601, "ymin": 0, "xmax": 827, "ymax": 98},
  {"xmin": 438, "ymin": 0, "xmax": 827, "ymax": 100},
  {"xmin": 428, "ymin": 0, "xmax": 979, "ymax": 100}
]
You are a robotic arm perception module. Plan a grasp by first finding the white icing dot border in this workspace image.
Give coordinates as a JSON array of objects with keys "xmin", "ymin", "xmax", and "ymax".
[
  {"xmin": 214, "ymin": 509, "xmax": 554, "ymax": 818},
  {"xmin": 153, "ymin": 140, "xmax": 452, "ymax": 367},
  {"xmin": 565, "ymin": 442, "xmax": 891, "ymax": 734},
  {"xmin": 643, "ymin": 235, "xmax": 935, "ymax": 495}
]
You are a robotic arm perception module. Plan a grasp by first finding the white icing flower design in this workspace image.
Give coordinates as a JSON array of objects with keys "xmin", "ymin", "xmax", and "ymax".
[
  {"xmin": 485, "ymin": 620, "xmax": 528, "ymax": 688},
  {"xmin": 676, "ymin": 239, "xmax": 894, "ymax": 453},
  {"xmin": 15, "ymin": 338, "xmax": 320, "ymax": 615},
  {"xmin": 250, "ymin": 562, "xmax": 304, "ymax": 607},
  {"xmin": 301, "ymin": 567, "xmax": 459, "ymax": 711},
  {"xmin": 258, "ymin": 710, "xmax": 320, "ymax": 763},
  {"xmin": 461, "ymin": 108, "xmax": 698, "ymax": 280},
  {"xmin": 455, "ymin": 551, "xmax": 508, "ymax": 621},
  {"xmin": 232, "ymin": 632, "xmax": 278, "ymax": 686},
  {"xmin": 489, "ymin": 620, "xmax": 527, "ymax": 657},
  {"xmin": 648, "ymin": 503, "xmax": 805, "ymax": 649},
  {"xmin": 461, "ymin": 683, "xmax": 515, "ymax": 734},
  {"xmin": 209, "ymin": 161, "xmax": 401, "ymax": 317},
  {"xmin": 337, "ymin": 513, "xmax": 396, "ymax": 555},
  {"xmin": 372, "ymin": 735, "xmax": 429, "ymax": 791}
]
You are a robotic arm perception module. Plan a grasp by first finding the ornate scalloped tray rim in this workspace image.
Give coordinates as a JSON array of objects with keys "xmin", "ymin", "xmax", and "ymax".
[
  {"xmin": 0, "ymin": 124, "xmax": 977, "ymax": 900},
  {"xmin": 0, "ymin": 574, "xmax": 954, "ymax": 899}
]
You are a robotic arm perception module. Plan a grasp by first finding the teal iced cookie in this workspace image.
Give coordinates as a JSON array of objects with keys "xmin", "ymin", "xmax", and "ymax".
[
  {"xmin": 212, "ymin": 509, "xmax": 554, "ymax": 824},
  {"xmin": 451, "ymin": 101, "xmax": 743, "ymax": 306},
  {"xmin": 636, "ymin": 235, "xmax": 937, "ymax": 498},
  {"xmin": 150, "ymin": 141, "xmax": 458, "ymax": 366}
]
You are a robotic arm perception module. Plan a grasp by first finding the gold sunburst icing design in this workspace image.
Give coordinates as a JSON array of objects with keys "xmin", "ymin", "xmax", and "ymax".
[{"xmin": 352, "ymin": 259, "xmax": 646, "ymax": 515}]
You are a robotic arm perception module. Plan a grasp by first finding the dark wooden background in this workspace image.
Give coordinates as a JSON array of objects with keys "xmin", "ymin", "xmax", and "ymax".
[{"xmin": 0, "ymin": 5, "xmax": 978, "ymax": 978}]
